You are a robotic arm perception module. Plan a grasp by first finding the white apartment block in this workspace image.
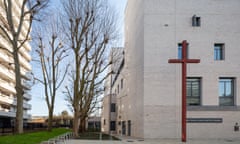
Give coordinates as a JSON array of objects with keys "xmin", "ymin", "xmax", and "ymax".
[
  {"xmin": 102, "ymin": 0, "xmax": 240, "ymax": 140},
  {"xmin": 0, "ymin": 1, "xmax": 32, "ymax": 128}
]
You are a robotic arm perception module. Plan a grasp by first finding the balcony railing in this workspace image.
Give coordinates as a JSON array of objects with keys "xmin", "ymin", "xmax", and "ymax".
[
  {"xmin": 0, "ymin": 110, "xmax": 15, "ymax": 117},
  {"xmin": 0, "ymin": 65, "xmax": 15, "ymax": 82},
  {"xmin": 24, "ymin": 103, "xmax": 31, "ymax": 110},
  {"xmin": 23, "ymin": 92, "xmax": 31, "ymax": 100},
  {"xmin": 22, "ymin": 79, "xmax": 31, "ymax": 90},
  {"xmin": 0, "ymin": 79, "xmax": 16, "ymax": 94},
  {"xmin": 0, "ymin": 95, "xmax": 14, "ymax": 104},
  {"xmin": 13, "ymin": 99, "xmax": 31, "ymax": 110},
  {"xmin": 0, "ymin": 110, "xmax": 31, "ymax": 119},
  {"xmin": 19, "ymin": 55, "xmax": 31, "ymax": 71}
]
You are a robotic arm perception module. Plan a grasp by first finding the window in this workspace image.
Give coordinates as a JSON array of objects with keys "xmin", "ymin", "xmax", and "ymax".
[
  {"xmin": 187, "ymin": 78, "xmax": 201, "ymax": 106},
  {"xmin": 192, "ymin": 15, "xmax": 201, "ymax": 27},
  {"xmin": 121, "ymin": 79, "xmax": 123, "ymax": 89},
  {"xmin": 178, "ymin": 43, "xmax": 189, "ymax": 59},
  {"xmin": 117, "ymin": 84, "xmax": 119, "ymax": 94},
  {"xmin": 110, "ymin": 121, "xmax": 116, "ymax": 131},
  {"xmin": 219, "ymin": 78, "xmax": 234, "ymax": 106},
  {"xmin": 111, "ymin": 103, "xmax": 116, "ymax": 112},
  {"xmin": 214, "ymin": 44, "xmax": 224, "ymax": 60},
  {"xmin": 104, "ymin": 119, "xmax": 106, "ymax": 125}
]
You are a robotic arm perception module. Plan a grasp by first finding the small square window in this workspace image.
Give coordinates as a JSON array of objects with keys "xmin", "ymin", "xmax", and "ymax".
[
  {"xmin": 192, "ymin": 15, "xmax": 201, "ymax": 27},
  {"xmin": 214, "ymin": 44, "xmax": 224, "ymax": 60}
]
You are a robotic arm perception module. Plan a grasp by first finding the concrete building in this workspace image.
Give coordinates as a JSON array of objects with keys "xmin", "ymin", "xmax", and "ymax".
[
  {"xmin": 0, "ymin": 1, "xmax": 32, "ymax": 128},
  {"xmin": 101, "ymin": 48, "xmax": 124, "ymax": 134},
  {"xmin": 102, "ymin": 0, "xmax": 240, "ymax": 140}
]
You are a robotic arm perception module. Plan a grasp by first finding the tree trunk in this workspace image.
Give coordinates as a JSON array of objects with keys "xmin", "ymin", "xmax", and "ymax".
[
  {"xmin": 13, "ymin": 46, "xmax": 24, "ymax": 134},
  {"xmin": 47, "ymin": 109, "xmax": 53, "ymax": 131},
  {"xmin": 73, "ymin": 111, "xmax": 79, "ymax": 137},
  {"xmin": 79, "ymin": 118, "xmax": 86, "ymax": 133}
]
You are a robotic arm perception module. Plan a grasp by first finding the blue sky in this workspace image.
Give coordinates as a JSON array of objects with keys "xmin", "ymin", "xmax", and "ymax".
[{"xmin": 30, "ymin": 0, "xmax": 127, "ymax": 116}]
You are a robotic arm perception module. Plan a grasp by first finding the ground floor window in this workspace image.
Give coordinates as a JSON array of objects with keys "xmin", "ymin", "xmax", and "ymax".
[
  {"xmin": 219, "ymin": 78, "xmax": 235, "ymax": 106},
  {"xmin": 187, "ymin": 77, "xmax": 201, "ymax": 106},
  {"xmin": 110, "ymin": 121, "xmax": 116, "ymax": 131}
]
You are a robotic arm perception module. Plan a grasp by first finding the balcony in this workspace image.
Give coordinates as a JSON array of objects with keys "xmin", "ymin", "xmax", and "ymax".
[
  {"xmin": 23, "ymin": 113, "xmax": 31, "ymax": 119},
  {"xmin": 0, "ymin": 65, "xmax": 15, "ymax": 82},
  {"xmin": 23, "ymin": 102, "xmax": 31, "ymax": 110},
  {"xmin": 0, "ymin": 36, "xmax": 12, "ymax": 52},
  {"xmin": 19, "ymin": 46, "xmax": 31, "ymax": 61},
  {"xmin": 0, "ymin": 51, "xmax": 13, "ymax": 64},
  {"xmin": 0, "ymin": 79, "xmax": 16, "ymax": 94},
  {"xmin": 23, "ymin": 92, "xmax": 31, "ymax": 100},
  {"xmin": 22, "ymin": 79, "xmax": 31, "ymax": 90},
  {"xmin": 13, "ymin": 99, "xmax": 31, "ymax": 110},
  {"xmin": 0, "ymin": 110, "xmax": 15, "ymax": 117},
  {"xmin": 0, "ymin": 95, "xmax": 14, "ymax": 105},
  {"xmin": 0, "ymin": 110, "xmax": 31, "ymax": 119},
  {"xmin": 19, "ymin": 55, "xmax": 31, "ymax": 71},
  {"xmin": 21, "ymin": 69, "xmax": 32, "ymax": 80}
]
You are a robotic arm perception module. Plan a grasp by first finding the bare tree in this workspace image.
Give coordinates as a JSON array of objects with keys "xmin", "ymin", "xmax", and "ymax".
[
  {"xmin": 32, "ymin": 14, "xmax": 69, "ymax": 131},
  {"xmin": 61, "ymin": 0, "xmax": 118, "ymax": 137},
  {"xmin": 0, "ymin": 0, "xmax": 48, "ymax": 133}
]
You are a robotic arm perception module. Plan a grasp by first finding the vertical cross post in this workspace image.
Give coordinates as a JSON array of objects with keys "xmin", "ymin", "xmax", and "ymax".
[{"xmin": 168, "ymin": 40, "xmax": 200, "ymax": 142}]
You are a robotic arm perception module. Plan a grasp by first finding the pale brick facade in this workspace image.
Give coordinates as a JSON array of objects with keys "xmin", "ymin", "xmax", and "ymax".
[{"xmin": 102, "ymin": 0, "xmax": 240, "ymax": 139}]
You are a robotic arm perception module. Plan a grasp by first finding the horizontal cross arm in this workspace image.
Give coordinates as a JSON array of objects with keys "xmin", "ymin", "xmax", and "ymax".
[
  {"xmin": 186, "ymin": 59, "xmax": 200, "ymax": 63},
  {"xmin": 168, "ymin": 59, "xmax": 183, "ymax": 63}
]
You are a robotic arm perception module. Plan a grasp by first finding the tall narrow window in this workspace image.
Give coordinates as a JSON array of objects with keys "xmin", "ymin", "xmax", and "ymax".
[
  {"xmin": 117, "ymin": 84, "xmax": 119, "ymax": 94},
  {"xmin": 219, "ymin": 78, "xmax": 234, "ymax": 106},
  {"xmin": 192, "ymin": 15, "xmax": 201, "ymax": 27},
  {"xmin": 121, "ymin": 79, "xmax": 123, "ymax": 89},
  {"xmin": 214, "ymin": 44, "xmax": 224, "ymax": 60},
  {"xmin": 110, "ymin": 121, "xmax": 116, "ymax": 131},
  {"xmin": 178, "ymin": 43, "xmax": 189, "ymax": 59},
  {"xmin": 187, "ymin": 78, "xmax": 201, "ymax": 106},
  {"xmin": 111, "ymin": 103, "xmax": 116, "ymax": 112}
]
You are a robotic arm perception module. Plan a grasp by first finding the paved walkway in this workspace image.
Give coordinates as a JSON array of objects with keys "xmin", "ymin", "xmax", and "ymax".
[{"xmin": 67, "ymin": 137, "xmax": 240, "ymax": 144}]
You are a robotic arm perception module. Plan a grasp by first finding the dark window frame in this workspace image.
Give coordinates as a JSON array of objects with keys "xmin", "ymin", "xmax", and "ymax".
[
  {"xmin": 219, "ymin": 78, "xmax": 235, "ymax": 106},
  {"xmin": 192, "ymin": 15, "xmax": 201, "ymax": 27},
  {"xmin": 187, "ymin": 77, "xmax": 201, "ymax": 106},
  {"xmin": 214, "ymin": 43, "xmax": 225, "ymax": 60},
  {"xmin": 110, "ymin": 121, "xmax": 116, "ymax": 131},
  {"xmin": 178, "ymin": 43, "xmax": 189, "ymax": 59},
  {"xmin": 111, "ymin": 103, "xmax": 116, "ymax": 112},
  {"xmin": 121, "ymin": 79, "xmax": 123, "ymax": 89}
]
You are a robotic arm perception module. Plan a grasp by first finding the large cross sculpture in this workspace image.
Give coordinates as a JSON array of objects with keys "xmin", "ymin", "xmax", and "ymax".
[{"xmin": 168, "ymin": 40, "xmax": 200, "ymax": 142}]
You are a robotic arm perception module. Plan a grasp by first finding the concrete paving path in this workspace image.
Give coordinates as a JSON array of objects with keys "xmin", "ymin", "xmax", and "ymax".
[{"xmin": 67, "ymin": 138, "xmax": 240, "ymax": 144}]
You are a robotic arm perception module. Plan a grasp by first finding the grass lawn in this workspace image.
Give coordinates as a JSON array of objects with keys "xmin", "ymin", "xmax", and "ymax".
[
  {"xmin": 0, "ymin": 128, "xmax": 71, "ymax": 144},
  {"xmin": 77, "ymin": 132, "xmax": 120, "ymax": 140}
]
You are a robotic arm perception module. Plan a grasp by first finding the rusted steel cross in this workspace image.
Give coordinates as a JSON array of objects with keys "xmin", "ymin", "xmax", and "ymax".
[{"xmin": 168, "ymin": 40, "xmax": 200, "ymax": 142}]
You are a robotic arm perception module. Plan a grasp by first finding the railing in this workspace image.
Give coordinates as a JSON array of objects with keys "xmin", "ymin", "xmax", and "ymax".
[
  {"xmin": 0, "ymin": 79, "xmax": 16, "ymax": 93},
  {"xmin": 0, "ymin": 65, "xmax": 15, "ymax": 81},
  {"xmin": 40, "ymin": 132, "xmax": 74, "ymax": 144},
  {"xmin": 23, "ymin": 92, "xmax": 31, "ymax": 100}
]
